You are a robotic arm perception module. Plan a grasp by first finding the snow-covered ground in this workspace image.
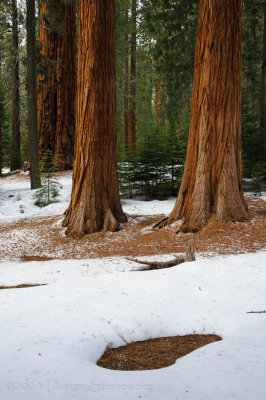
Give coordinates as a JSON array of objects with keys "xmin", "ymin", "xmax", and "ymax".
[
  {"xmin": 0, "ymin": 172, "xmax": 176, "ymax": 222},
  {"xmin": 0, "ymin": 172, "xmax": 266, "ymax": 400},
  {"xmin": 0, "ymin": 253, "xmax": 266, "ymax": 400}
]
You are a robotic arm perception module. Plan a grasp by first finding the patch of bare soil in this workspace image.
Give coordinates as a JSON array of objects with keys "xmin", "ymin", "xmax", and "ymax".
[
  {"xmin": 97, "ymin": 334, "xmax": 222, "ymax": 371},
  {"xmin": 0, "ymin": 284, "xmax": 46, "ymax": 290},
  {"xmin": 0, "ymin": 196, "xmax": 265, "ymax": 261},
  {"xmin": 20, "ymin": 255, "xmax": 54, "ymax": 262}
]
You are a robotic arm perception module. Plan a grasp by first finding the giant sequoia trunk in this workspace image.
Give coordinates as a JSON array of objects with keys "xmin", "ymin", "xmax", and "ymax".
[
  {"xmin": 165, "ymin": 0, "xmax": 248, "ymax": 232},
  {"xmin": 63, "ymin": 0, "xmax": 127, "ymax": 236},
  {"xmin": 54, "ymin": 1, "xmax": 76, "ymax": 170},
  {"xmin": 11, "ymin": 0, "xmax": 21, "ymax": 171},
  {"xmin": 129, "ymin": 0, "xmax": 137, "ymax": 156},
  {"xmin": 38, "ymin": 0, "xmax": 58, "ymax": 160},
  {"xmin": 38, "ymin": 0, "xmax": 76, "ymax": 170}
]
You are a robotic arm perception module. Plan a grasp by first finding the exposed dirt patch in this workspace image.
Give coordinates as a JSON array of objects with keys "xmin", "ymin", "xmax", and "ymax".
[
  {"xmin": 20, "ymin": 255, "xmax": 54, "ymax": 262},
  {"xmin": 0, "ymin": 196, "xmax": 265, "ymax": 261},
  {"xmin": 0, "ymin": 284, "xmax": 46, "ymax": 290},
  {"xmin": 97, "ymin": 334, "xmax": 222, "ymax": 371}
]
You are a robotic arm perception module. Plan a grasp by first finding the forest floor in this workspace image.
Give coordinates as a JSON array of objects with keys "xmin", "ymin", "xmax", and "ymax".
[
  {"xmin": 0, "ymin": 171, "xmax": 266, "ymax": 400},
  {"xmin": 0, "ymin": 171, "xmax": 265, "ymax": 261}
]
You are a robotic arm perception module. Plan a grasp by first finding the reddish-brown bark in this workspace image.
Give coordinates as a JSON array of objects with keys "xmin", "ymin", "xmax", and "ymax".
[
  {"xmin": 37, "ymin": 0, "xmax": 57, "ymax": 159},
  {"xmin": 38, "ymin": 0, "xmax": 76, "ymax": 170},
  {"xmin": 63, "ymin": 0, "xmax": 127, "ymax": 236},
  {"xmin": 165, "ymin": 0, "xmax": 248, "ymax": 232},
  {"xmin": 54, "ymin": 1, "xmax": 76, "ymax": 170}
]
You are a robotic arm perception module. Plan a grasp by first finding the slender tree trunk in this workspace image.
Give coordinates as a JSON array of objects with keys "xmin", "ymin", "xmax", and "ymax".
[
  {"xmin": 129, "ymin": 0, "xmax": 137, "ymax": 156},
  {"xmin": 261, "ymin": 2, "xmax": 266, "ymax": 130},
  {"xmin": 63, "ymin": 0, "xmax": 127, "ymax": 236},
  {"xmin": 54, "ymin": 1, "xmax": 76, "ymax": 171},
  {"xmin": 27, "ymin": 0, "xmax": 41, "ymax": 189},
  {"xmin": 0, "ymin": 119, "xmax": 2, "ymax": 175},
  {"xmin": 155, "ymin": 78, "xmax": 161, "ymax": 121},
  {"xmin": 123, "ymin": 10, "xmax": 129, "ymax": 153},
  {"xmin": 164, "ymin": 0, "xmax": 248, "ymax": 232},
  {"xmin": 11, "ymin": 0, "xmax": 21, "ymax": 171}
]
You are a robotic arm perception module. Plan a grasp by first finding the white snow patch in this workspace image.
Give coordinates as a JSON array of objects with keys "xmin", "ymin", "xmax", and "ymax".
[{"xmin": 0, "ymin": 252, "xmax": 265, "ymax": 399}]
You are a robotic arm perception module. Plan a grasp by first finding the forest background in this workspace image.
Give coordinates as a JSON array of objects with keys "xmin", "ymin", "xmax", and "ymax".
[{"xmin": 0, "ymin": 0, "xmax": 265, "ymax": 200}]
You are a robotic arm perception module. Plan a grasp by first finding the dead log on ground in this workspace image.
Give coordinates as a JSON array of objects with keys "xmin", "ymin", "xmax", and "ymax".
[
  {"xmin": 127, "ymin": 245, "xmax": 196, "ymax": 271},
  {"xmin": 126, "ymin": 255, "xmax": 185, "ymax": 270}
]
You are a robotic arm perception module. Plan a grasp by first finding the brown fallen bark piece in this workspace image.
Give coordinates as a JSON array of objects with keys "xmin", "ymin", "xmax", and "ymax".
[
  {"xmin": 126, "ymin": 255, "xmax": 185, "ymax": 270},
  {"xmin": 246, "ymin": 311, "xmax": 266, "ymax": 314},
  {"xmin": 152, "ymin": 217, "xmax": 168, "ymax": 230}
]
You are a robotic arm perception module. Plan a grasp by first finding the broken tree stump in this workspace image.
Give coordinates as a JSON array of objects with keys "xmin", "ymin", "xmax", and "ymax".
[{"xmin": 185, "ymin": 245, "xmax": 195, "ymax": 262}]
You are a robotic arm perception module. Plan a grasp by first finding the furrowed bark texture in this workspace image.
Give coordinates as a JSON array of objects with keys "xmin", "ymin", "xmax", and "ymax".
[
  {"xmin": 54, "ymin": 1, "xmax": 76, "ymax": 170},
  {"xmin": 38, "ymin": 0, "xmax": 58, "ymax": 160},
  {"xmin": 11, "ymin": 0, "xmax": 21, "ymax": 171},
  {"xmin": 129, "ymin": 0, "xmax": 137, "ymax": 156},
  {"xmin": 168, "ymin": 0, "xmax": 248, "ymax": 232},
  {"xmin": 38, "ymin": 0, "xmax": 76, "ymax": 170},
  {"xmin": 63, "ymin": 0, "xmax": 127, "ymax": 236}
]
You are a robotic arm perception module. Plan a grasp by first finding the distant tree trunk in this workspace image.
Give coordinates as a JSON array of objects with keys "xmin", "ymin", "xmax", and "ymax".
[
  {"xmin": 11, "ymin": 0, "xmax": 21, "ymax": 171},
  {"xmin": 123, "ymin": 10, "xmax": 129, "ymax": 153},
  {"xmin": 261, "ymin": 2, "xmax": 266, "ymax": 130},
  {"xmin": 129, "ymin": 0, "xmax": 137, "ymax": 156},
  {"xmin": 63, "ymin": 0, "xmax": 127, "ymax": 236},
  {"xmin": 163, "ymin": 0, "xmax": 248, "ymax": 232},
  {"xmin": 54, "ymin": 1, "xmax": 76, "ymax": 171},
  {"xmin": 38, "ymin": 0, "xmax": 58, "ymax": 161},
  {"xmin": 27, "ymin": 0, "xmax": 41, "ymax": 189},
  {"xmin": 38, "ymin": 0, "xmax": 76, "ymax": 170},
  {"xmin": 0, "ymin": 118, "xmax": 2, "ymax": 175}
]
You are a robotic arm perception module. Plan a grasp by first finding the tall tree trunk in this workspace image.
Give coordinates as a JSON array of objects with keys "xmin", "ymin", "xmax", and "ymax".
[
  {"xmin": 11, "ymin": 0, "xmax": 21, "ymax": 171},
  {"xmin": 261, "ymin": 2, "xmax": 266, "ymax": 130},
  {"xmin": 26, "ymin": 0, "xmax": 41, "ymax": 189},
  {"xmin": 0, "ymin": 118, "xmax": 2, "ymax": 175},
  {"xmin": 129, "ymin": 0, "xmax": 137, "ymax": 156},
  {"xmin": 37, "ymin": 0, "xmax": 58, "ymax": 161},
  {"xmin": 123, "ymin": 10, "xmax": 129, "ymax": 153},
  {"xmin": 164, "ymin": 0, "xmax": 248, "ymax": 232},
  {"xmin": 38, "ymin": 0, "xmax": 76, "ymax": 170},
  {"xmin": 63, "ymin": 0, "xmax": 127, "ymax": 236},
  {"xmin": 54, "ymin": 1, "xmax": 76, "ymax": 171}
]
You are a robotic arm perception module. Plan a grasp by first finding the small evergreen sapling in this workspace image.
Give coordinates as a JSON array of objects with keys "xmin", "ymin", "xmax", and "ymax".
[{"xmin": 34, "ymin": 150, "xmax": 62, "ymax": 207}]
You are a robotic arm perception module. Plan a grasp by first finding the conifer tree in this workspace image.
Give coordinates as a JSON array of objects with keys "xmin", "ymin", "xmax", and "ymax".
[
  {"xmin": 27, "ymin": 0, "xmax": 41, "ymax": 189},
  {"xmin": 11, "ymin": 0, "xmax": 21, "ymax": 171},
  {"xmin": 63, "ymin": 0, "xmax": 127, "ymax": 235},
  {"xmin": 158, "ymin": 0, "xmax": 248, "ymax": 232},
  {"xmin": 129, "ymin": 0, "xmax": 137, "ymax": 156},
  {"xmin": 38, "ymin": 0, "xmax": 76, "ymax": 171}
]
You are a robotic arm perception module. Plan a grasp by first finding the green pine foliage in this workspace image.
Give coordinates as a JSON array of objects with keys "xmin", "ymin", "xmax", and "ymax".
[
  {"xmin": 34, "ymin": 150, "xmax": 62, "ymax": 207},
  {"xmin": 242, "ymin": 0, "xmax": 266, "ymax": 189}
]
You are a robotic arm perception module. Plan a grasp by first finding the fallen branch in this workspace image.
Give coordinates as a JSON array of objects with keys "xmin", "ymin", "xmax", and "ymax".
[
  {"xmin": 126, "ymin": 255, "xmax": 185, "ymax": 270},
  {"xmin": 246, "ymin": 310, "xmax": 266, "ymax": 314},
  {"xmin": 127, "ymin": 245, "xmax": 196, "ymax": 271}
]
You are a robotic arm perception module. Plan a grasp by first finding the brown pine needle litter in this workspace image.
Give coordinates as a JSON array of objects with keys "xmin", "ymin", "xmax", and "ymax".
[{"xmin": 97, "ymin": 334, "xmax": 222, "ymax": 371}]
